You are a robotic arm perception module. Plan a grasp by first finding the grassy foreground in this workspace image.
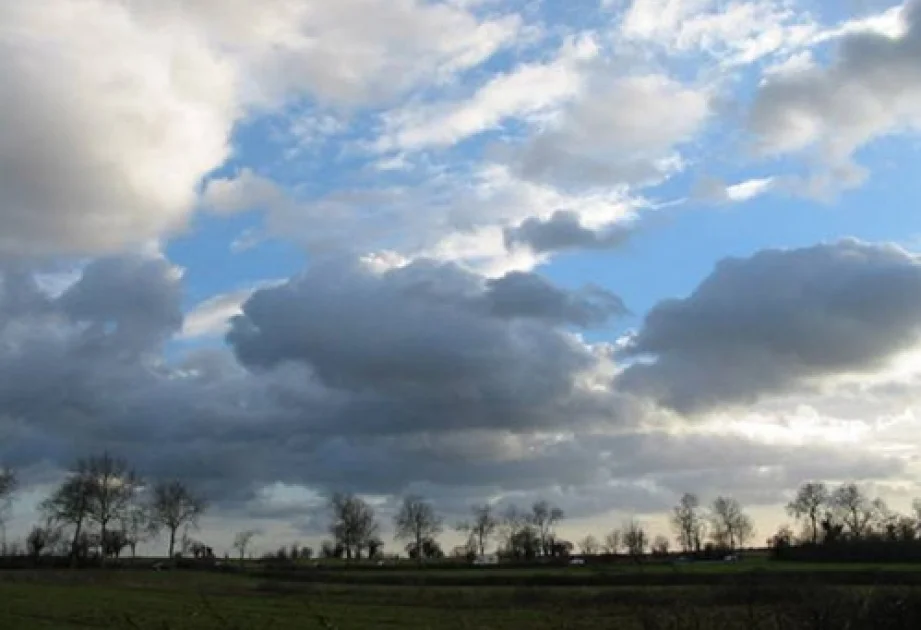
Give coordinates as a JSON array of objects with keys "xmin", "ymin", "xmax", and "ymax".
[{"xmin": 5, "ymin": 565, "xmax": 921, "ymax": 629}]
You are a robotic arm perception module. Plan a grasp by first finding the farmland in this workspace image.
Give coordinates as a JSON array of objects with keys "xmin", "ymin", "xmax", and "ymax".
[{"xmin": 6, "ymin": 560, "xmax": 921, "ymax": 629}]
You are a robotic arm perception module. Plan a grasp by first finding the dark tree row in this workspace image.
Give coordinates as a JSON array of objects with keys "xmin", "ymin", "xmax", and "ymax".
[
  {"xmin": 1, "ymin": 454, "xmax": 205, "ymax": 563},
  {"xmin": 6, "ymin": 460, "xmax": 921, "ymax": 565},
  {"xmin": 771, "ymin": 482, "xmax": 921, "ymax": 562}
]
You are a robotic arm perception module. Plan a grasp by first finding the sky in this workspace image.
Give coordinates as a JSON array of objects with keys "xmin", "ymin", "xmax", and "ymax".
[{"xmin": 3, "ymin": 0, "xmax": 921, "ymax": 555}]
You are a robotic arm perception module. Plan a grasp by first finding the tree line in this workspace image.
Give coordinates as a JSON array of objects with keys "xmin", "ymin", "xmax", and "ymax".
[
  {"xmin": 4, "ymin": 457, "xmax": 921, "ymax": 564},
  {"xmin": 0, "ymin": 455, "xmax": 205, "ymax": 563},
  {"xmin": 770, "ymin": 481, "xmax": 921, "ymax": 562}
]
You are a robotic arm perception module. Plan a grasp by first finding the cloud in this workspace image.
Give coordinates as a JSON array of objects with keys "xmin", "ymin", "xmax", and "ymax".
[
  {"xmin": 484, "ymin": 271, "xmax": 628, "ymax": 326},
  {"xmin": 0, "ymin": 0, "xmax": 237, "ymax": 257},
  {"xmin": 0, "ymin": 256, "xmax": 625, "ymax": 497},
  {"xmin": 748, "ymin": 0, "xmax": 921, "ymax": 191},
  {"xmin": 200, "ymin": 163, "xmax": 639, "ymax": 275},
  {"xmin": 8, "ymin": 0, "xmax": 921, "ymax": 549},
  {"xmin": 0, "ymin": 0, "xmax": 521, "ymax": 258},
  {"xmin": 620, "ymin": 239, "xmax": 921, "ymax": 413},
  {"xmin": 201, "ymin": 169, "xmax": 287, "ymax": 215},
  {"xmin": 226, "ymin": 259, "xmax": 618, "ymax": 396},
  {"xmin": 57, "ymin": 255, "xmax": 184, "ymax": 354},
  {"xmin": 376, "ymin": 35, "xmax": 597, "ymax": 152},
  {"xmin": 693, "ymin": 176, "xmax": 777, "ymax": 204},
  {"xmin": 152, "ymin": 0, "xmax": 523, "ymax": 106},
  {"xmin": 180, "ymin": 284, "xmax": 281, "ymax": 340},
  {"xmin": 0, "ymin": 249, "xmax": 916, "ymax": 543},
  {"xmin": 504, "ymin": 210, "xmax": 634, "ymax": 253},
  {"xmin": 513, "ymin": 74, "xmax": 711, "ymax": 188},
  {"xmin": 615, "ymin": 0, "xmax": 817, "ymax": 66}
]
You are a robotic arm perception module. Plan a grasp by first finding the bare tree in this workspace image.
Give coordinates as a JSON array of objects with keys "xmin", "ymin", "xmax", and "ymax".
[
  {"xmin": 0, "ymin": 466, "xmax": 16, "ymax": 551},
  {"xmin": 499, "ymin": 504, "xmax": 527, "ymax": 550},
  {"xmin": 529, "ymin": 500, "xmax": 564, "ymax": 557},
  {"xmin": 233, "ymin": 530, "xmax": 257, "ymax": 564},
  {"xmin": 120, "ymin": 505, "xmax": 151, "ymax": 558},
  {"xmin": 709, "ymin": 496, "xmax": 754, "ymax": 551},
  {"xmin": 455, "ymin": 504, "xmax": 498, "ymax": 556},
  {"xmin": 831, "ymin": 483, "xmax": 878, "ymax": 539},
  {"xmin": 787, "ymin": 482, "xmax": 829, "ymax": 544},
  {"xmin": 670, "ymin": 492, "xmax": 706, "ymax": 552},
  {"xmin": 603, "ymin": 529, "xmax": 622, "ymax": 554},
  {"xmin": 623, "ymin": 520, "xmax": 648, "ymax": 559},
  {"xmin": 651, "ymin": 535, "xmax": 670, "ymax": 556},
  {"xmin": 394, "ymin": 495, "xmax": 442, "ymax": 565},
  {"xmin": 83, "ymin": 453, "xmax": 141, "ymax": 563},
  {"xmin": 578, "ymin": 535, "xmax": 600, "ymax": 555},
  {"xmin": 27, "ymin": 521, "xmax": 61, "ymax": 561},
  {"xmin": 148, "ymin": 480, "xmax": 207, "ymax": 558},
  {"xmin": 41, "ymin": 462, "xmax": 95, "ymax": 563},
  {"xmin": 328, "ymin": 492, "xmax": 379, "ymax": 560}
]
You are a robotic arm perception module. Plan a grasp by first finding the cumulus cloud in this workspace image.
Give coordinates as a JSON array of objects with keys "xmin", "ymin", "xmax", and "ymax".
[
  {"xmin": 1, "ymin": 257, "xmax": 621, "ymax": 475},
  {"xmin": 485, "ymin": 271, "xmax": 627, "ymax": 325},
  {"xmin": 513, "ymin": 74, "xmax": 711, "ymax": 188},
  {"xmin": 58, "ymin": 255, "xmax": 184, "ymax": 354},
  {"xmin": 620, "ymin": 239, "xmax": 921, "ymax": 413},
  {"xmin": 0, "ymin": 0, "xmax": 520, "ymax": 258},
  {"xmin": 0, "ymin": 0, "xmax": 237, "ymax": 256},
  {"xmin": 8, "ymin": 0, "xmax": 921, "ymax": 548},
  {"xmin": 504, "ymin": 210, "xmax": 634, "ymax": 253},
  {"xmin": 227, "ymin": 259, "xmax": 620, "ymax": 401},
  {"xmin": 1, "ymin": 248, "xmax": 916, "ymax": 542},
  {"xmin": 749, "ymin": 0, "xmax": 921, "ymax": 191}
]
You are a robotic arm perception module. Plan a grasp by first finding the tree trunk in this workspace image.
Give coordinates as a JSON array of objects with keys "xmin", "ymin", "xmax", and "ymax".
[
  {"xmin": 416, "ymin": 533, "xmax": 423, "ymax": 565},
  {"xmin": 69, "ymin": 518, "xmax": 83, "ymax": 568},
  {"xmin": 100, "ymin": 520, "xmax": 108, "ymax": 566},
  {"xmin": 168, "ymin": 527, "xmax": 176, "ymax": 559}
]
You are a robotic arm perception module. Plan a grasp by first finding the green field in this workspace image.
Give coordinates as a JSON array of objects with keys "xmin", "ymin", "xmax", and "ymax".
[{"xmin": 5, "ymin": 563, "xmax": 921, "ymax": 629}]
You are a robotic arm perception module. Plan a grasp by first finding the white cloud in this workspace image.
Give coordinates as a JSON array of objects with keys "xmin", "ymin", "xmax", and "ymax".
[
  {"xmin": 514, "ymin": 74, "xmax": 711, "ymax": 188},
  {"xmin": 725, "ymin": 177, "xmax": 776, "ymax": 201},
  {"xmin": 0, "ymin": 0, "xmax": 238, "ymax": 257},
  {"xmin": 376, "ymin": 35, "xmax": 598, "ymax": 152},
  {"xmin": 0, "ymin": 0, "xmax": 523, "ymax": 258},
  {"xmin": 150, "ymin": 0, "xmax": 523, "ymax": 106},
  {"xmin": 616, "ymin": 0, "xmax": 817, "ymax": 66},
  {"xmin": 180, "ymin": 287, "xmax": 267, "ymax": 340},
  {"xmin": 200, "ymin": 161, "xmax": 640, "ymax": 273},
  {"xmin": 695, "ymin": 176, "xmax": 776, "ymax": 203},
  {"xmin": 748, "ymin": 0, "xmax": 921, "ymax": 191}
]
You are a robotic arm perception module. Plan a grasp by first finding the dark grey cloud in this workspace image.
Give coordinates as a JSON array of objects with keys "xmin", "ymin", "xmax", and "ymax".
[
  {"xmin": 58, "ymin": 255, "xmax": 183, "ymax": 353},
  {"xmin": 0, "ymin": 247, "xmax": 913, "ymax": 540},
  {"xmin": 485, "ymin": 271, "xmax": 627, "ymax": 326},
  {"xmin": 1, "ymin": 257, "xmax": 625, "ymax": 500},
  {"xmin": 619, "ymin": 239, "xmax": 921, "ymax": 413},
  {"xmin": 504, "ymin": 210, "xmax": 633, "ymax": 254},
  {"xmin": 227, "ymin": 259, "xmax": 616, "ymax": 395}
]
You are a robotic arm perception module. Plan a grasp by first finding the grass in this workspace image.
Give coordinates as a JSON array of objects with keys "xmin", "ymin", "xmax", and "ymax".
[{"xmin": 6, "ymin": 562, "xmax": 921, "ymax": 629}]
